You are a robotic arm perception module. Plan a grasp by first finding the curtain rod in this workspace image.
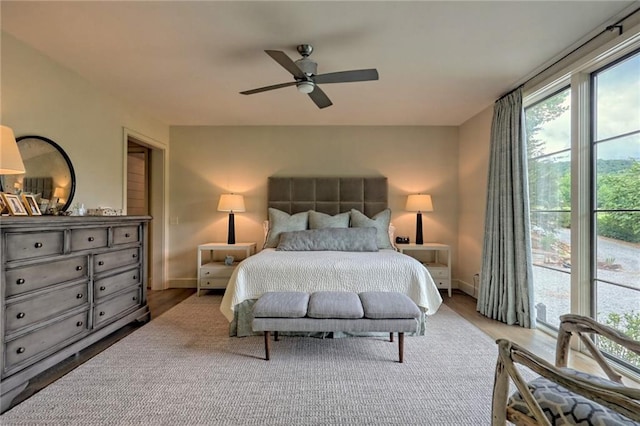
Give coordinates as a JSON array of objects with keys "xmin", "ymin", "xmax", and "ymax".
[{"xmin": 496, "ymin": 5, "xmax": 640, "ymax": 103}]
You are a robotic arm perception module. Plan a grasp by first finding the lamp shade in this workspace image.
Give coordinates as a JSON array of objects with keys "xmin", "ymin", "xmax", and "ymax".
[
  {"xmin": 0, "ymin": 126, "xmax": 26, "ymax": 174},
  {"xmin": 406, "ymin": 194, "xmax": 433, "ymax": 212},
  {"xmin": 217, "ymin": 194, "xmax": 246, "ymax": 212}
]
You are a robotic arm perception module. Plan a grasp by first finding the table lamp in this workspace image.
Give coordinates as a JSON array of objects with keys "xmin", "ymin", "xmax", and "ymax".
[
  {"xmin": 0, "ymin": 126, "xmax": 25, "ymax": 175},
  {"xmin": 406, "ymin": 194, "xmax": 433, "ymax": 245},
  {"xmin": 217, "ymin": 194, "xmax": 246, "ymax": 244}
]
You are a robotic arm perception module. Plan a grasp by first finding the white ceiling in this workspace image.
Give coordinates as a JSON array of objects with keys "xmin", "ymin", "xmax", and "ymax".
[{"xmin": 1, "ymin": 1, "xmax": 636, "ymax": 126}]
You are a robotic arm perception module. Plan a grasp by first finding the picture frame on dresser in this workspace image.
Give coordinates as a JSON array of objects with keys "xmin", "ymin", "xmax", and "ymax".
[
  {"xmin": 21, "ymin": 194, "xmax": 42, "ymax": 216},
  {"xmin": 0, "ymin": 195, "xmax": 7, "ymax": 214},
  {"xmin": 2, "ymin": 193, "xmax": 28, "ymax": 216}
]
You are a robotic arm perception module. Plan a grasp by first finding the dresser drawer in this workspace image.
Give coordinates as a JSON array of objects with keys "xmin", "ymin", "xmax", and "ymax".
[
  {"xmin": 94, "ymin": 247, "xmax": 140, "ymax": 273},
  {"xmin": 113, "ymin": 226, "xmax": 140, "ymax": 245},
  {"xmin": 70, "ymin": 227, "xmax": 108, "ymax": 251},
  {"xmin": 94, "ymin": 267, "xmax": 141, "ymax": 299},
  {"xmin": 5, "ymin": 231, "xmax": 64, "ymax": 261},
  {"xmin": 4, "ymin": 311, "xmax": 88, "ymax": 372},
  {"xmin": 5, "ymin": 282, "xmax": 89, "ymax": 333},
  {"xmin": 5, "ymin": 256, "xmax": 88, "ymax": 297},
  {"xmin": 94, "ymin": 288, "xmax": 141, "ymax": 327}
]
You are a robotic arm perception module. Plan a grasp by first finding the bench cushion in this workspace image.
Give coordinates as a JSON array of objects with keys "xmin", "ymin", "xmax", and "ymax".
[
  {"xmin": 253, "ymin": 291, "xmax": 309, "ymax": 318},
  {"xmin": 307, "ymin": 291, "xmax": 364, "ymax": 319},
  {"xmin": 359, "ymin": 292, "xmax": 421, "ymax": 319}
]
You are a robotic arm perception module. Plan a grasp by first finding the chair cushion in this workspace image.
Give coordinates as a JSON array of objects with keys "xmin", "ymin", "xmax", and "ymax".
[
  {"xmin": 253, "ymin": 292, "xmax": 309, "ymax": 318},
  {"xmin": 359, "ymin": 292, "xmax": 421, "ymax": 319},
  {"xmin": 508, "ymin": 368, "xmax": 635, "ymax": 425},
  {"xmin": 307, "ymin": 291, "xmax": 364, "ymax": 319}
]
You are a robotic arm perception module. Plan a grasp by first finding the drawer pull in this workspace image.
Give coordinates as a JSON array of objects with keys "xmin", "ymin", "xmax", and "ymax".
[
  {"xmin": 133, "ymin": 275, "xmax": 137, "ymax": 280},
  {"xmin": 76, "ymin": 293, "xmax": 83, "ymax": 299},
  {"xmin": 132, "ymin": 254, "xmax": 137, "ymax": 258},
  {"xmin": 34, "ymin": 242, "xmax": 43, "ymax": 248},
  {"xmin": 88, "ymin": 236, "xmax": 95, "ymax": 242},
  {"xmin": 77, "ymin": 321, "xmax": 84, "ymax": 327},
  {"xmin": 76, "ymin": 266, "xmax": 83, "ymax": 271},
  {"xmin": 16, "ymin": 278, "xmax": 25, "ymax": 285},
  {"xmin": 100, "ymin": 286, "xmax": 106, "ymax": 291},
  {"xmin": 132, "ymin": 296, "xmax": 137, "ymax": 301},
  {"xmin": 99, "ymin": 311, "xmax": 105, "ymax": 316},
  {"xmin": 98, "ymin": 261, "xmax": 105, "ymax": 266},
  {"xmin": 17, "ymin": 312, "xmax": 25, "ymax": 319},
  {"xmin": 125, "ymin": 233, "xmax": 131, "ymax": 238},
  {"xmin": 17, "ymin": 347, "xmax": 25, "ymax": 354}
]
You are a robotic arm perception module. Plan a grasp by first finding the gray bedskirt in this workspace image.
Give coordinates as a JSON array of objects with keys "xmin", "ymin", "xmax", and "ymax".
[{"xmin": 229, "ymin": 299, "xmax": 428, "ymax": 337}]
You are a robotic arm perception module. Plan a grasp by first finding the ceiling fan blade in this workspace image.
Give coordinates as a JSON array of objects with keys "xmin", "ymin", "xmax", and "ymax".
[
  {"xmin": 308, "ymin": 86, "xmax": 333, "ymax": 109},
  {"xmin": 313, "ymin": 69, "xmax": 379, "ymax": 84},
  {"xmin": 265, "ymin": 50, "xmax": 306, "ymax": 79},
  {"xmin": 240, "ymin": 81, "xmax": 297, "ymax": 95}
]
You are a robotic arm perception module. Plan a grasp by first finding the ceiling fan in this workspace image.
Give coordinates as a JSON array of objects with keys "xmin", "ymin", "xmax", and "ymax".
[{"xmin": 240, "ymin": 44, "xmax": 379, "ymax": 109}]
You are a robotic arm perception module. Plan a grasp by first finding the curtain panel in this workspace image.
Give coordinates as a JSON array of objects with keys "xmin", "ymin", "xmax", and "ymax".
[{"xmin": 477, "ymin": 88, "xmax": 535, "ymax": 328}]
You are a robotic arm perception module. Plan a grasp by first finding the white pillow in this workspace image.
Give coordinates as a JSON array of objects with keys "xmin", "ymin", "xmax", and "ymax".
[{"xmin": 263, "ymin": 208, "xmax": 309, "ymax": 248}]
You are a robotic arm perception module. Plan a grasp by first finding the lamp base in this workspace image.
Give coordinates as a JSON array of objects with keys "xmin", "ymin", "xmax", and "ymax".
[
  {"xmin": 227, "ymin": 212, "xmax": 236, "ymax": 245},
  {"xmin": 415, "ymin": 212, "xmax": 423, "ymax": 245}
]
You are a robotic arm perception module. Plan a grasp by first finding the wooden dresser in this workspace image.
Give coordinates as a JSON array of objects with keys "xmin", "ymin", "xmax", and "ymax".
[{"xmin": 0, "ymin": 216, "xmax": 151, "ymax": 411}]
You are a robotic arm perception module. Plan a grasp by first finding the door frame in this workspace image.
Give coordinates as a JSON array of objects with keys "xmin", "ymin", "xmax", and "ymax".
[{"xmin": 122, "ymin": 127, "xmax": 168, "ymax": 291}]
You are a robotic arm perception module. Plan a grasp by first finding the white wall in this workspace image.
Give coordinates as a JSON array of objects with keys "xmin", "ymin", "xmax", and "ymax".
[
  {"xmin": 1, "ymin": 33, "xmax": 169, "ymax": 209},
  {"xmin": 168, "ymin": 126, "xmax": 459, "ymax": 286},
  {"xmin": 457, "ymin": 105, "xmax": 493, "ymax": 296}
]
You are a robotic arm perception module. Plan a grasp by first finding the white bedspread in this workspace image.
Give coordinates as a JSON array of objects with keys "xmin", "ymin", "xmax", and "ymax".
[{"xmin": 220, "ymin": 248, "xmax": 442, "ymax": 322}]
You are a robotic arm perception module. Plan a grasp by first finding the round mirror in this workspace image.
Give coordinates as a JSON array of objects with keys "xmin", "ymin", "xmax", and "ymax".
[{"xmin": 2, "ymin": 135, "xmax": 76, "ymax": 213}]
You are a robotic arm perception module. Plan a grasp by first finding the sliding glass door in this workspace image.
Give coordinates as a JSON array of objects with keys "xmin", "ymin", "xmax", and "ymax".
[{"xmin": 591, "ymin": 51, "xmax": 640, "ymax": 369}]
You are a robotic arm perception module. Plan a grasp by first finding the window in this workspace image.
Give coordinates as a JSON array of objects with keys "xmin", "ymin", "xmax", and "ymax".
[
  {"xmin": 525, "ymin": 88, "xmax": 572, "ymax": 329},
  {"xmin": 591, "ymin": 51, "xmax": 640, "ymax": 369}
]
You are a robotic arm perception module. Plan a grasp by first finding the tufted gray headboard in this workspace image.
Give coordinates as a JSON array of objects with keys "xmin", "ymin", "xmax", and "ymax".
[{"xmin": 268, "ymin": 177, "xmax": 388, "ymax": 217}]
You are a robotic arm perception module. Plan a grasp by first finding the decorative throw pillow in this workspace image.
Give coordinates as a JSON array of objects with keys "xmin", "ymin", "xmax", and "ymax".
[
  {"xmin": 308, "ymin": 211, "xmax": 350, "ymax": 229},
  {"xmin": 263, "ymin": 208, "xmax": 309, "ymax": 248},
  {"xmin": 276, "ymin": 227, "xmax": 379, "ymax": 252},
  {"xmin": 350, "ymin": 208, "xmax": 393, "ymax": 249}
]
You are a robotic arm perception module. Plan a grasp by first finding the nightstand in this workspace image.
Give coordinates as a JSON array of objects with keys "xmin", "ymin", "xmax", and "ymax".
[
  {"xmin": 398, "ymin": 243, "xmax": 451, "ymax": 297},
  {"xmin": 196, "ymin": 242, "xmax": 256, "ymax": 296}
]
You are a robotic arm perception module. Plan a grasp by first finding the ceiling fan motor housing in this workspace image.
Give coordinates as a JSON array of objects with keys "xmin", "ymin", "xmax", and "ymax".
[{"xmin": 295, "ymin": 57, "xmax": 317, "ymax": 77}]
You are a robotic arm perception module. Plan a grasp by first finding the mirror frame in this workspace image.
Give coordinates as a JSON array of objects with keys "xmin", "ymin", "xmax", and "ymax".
[{"xmin": 16, "ymin": 135, "xmax": 76, "ymax": 213}]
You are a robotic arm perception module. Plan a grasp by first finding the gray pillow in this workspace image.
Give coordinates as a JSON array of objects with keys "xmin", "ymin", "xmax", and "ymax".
[
  {"xmin": 350, "ymin": 208, "xmax": 393, "ymax": 249},
  {"xmin": 308, "ymin": 211, "xmax": 350, "ymax": 229},
  {"xmin": 264, "ymin": 208, "xmax": 309, "ymax": 248},
  {"xmin": 276, "ymin": 227, "xmax": 379, "ymax": 252}
]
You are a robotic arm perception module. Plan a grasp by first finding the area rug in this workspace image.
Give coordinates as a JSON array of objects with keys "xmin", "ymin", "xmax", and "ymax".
[{"xmin": 1, "ymin": 295, "xmax": 506, "ymax": 425}]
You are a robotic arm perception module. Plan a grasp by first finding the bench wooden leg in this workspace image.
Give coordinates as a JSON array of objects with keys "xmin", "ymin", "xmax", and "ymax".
[
  {"xmin": 264, "ymin": 331, "xmax": 270, "ymax": 361},
  {"xmin": 398, "ymin": 332, "xmax": 404, "ymax": 363},
  {"xmin": 390, "ymin": 332, "xmax": 394, "ymax": 343}
]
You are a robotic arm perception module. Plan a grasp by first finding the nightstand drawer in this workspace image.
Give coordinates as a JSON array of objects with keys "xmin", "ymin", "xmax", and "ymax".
[
  {"xmin": 433, "ymin": 279, "xmax": 451, "ymax": 290},
  {"xmin": 199, "ymin": 277, "xmax": 229, "ymax": 289},
  {"xmin": 200, "ymin": 263, "xmax": 234, "ymax": 279},
  {"xmin": 426, "ymin": 266, "xmax": 449, "ymax": 279}
]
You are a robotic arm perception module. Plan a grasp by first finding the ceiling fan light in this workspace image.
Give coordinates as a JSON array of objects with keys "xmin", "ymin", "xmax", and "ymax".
[{"xmin": 297, "ymin": 81, "xmax": 314, "ymax": 94}]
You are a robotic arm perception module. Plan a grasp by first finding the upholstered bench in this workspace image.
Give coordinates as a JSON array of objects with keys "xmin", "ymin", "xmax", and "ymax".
[{"xmin": 252, "ymin": 291, "xmax": 421, "ymax": 363}]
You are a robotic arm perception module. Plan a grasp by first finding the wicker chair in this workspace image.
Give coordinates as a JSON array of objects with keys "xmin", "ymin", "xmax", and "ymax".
[{"xmin": 492, "ymin": 314, "xmax": 640, "ymax": 425}]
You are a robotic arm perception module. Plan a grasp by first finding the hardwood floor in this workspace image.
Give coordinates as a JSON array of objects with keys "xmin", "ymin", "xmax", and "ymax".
[{"xmin": 4, "ymin": 287, "xmax": 638, "ymax": 413}]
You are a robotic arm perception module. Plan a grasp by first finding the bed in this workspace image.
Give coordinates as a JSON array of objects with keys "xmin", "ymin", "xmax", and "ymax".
[{"xmin": 220, "ymin": 177, "xmax": 443, "ymax": 336}]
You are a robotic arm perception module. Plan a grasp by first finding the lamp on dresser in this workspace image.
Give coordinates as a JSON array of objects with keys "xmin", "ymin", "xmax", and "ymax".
[
  {"xmin": 406, "ymin": 194, "xmax": 433, "ymax": 245},
  {"xmin": 0, "ymin": 126, "xmax": 25, "ymax": 175},
  {"xmin": 218, "ymin": 193, "xmax": 246, "ymax": 244}
]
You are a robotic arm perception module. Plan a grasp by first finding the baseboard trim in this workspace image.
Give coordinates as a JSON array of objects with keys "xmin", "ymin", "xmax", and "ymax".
[
  {"xmin": 456, "ymin": 279, "xmax": 477, "ymax": 298},
  {"xmin": 169, "ymin": 279, "xmax": 196, "ymax": 289}
]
